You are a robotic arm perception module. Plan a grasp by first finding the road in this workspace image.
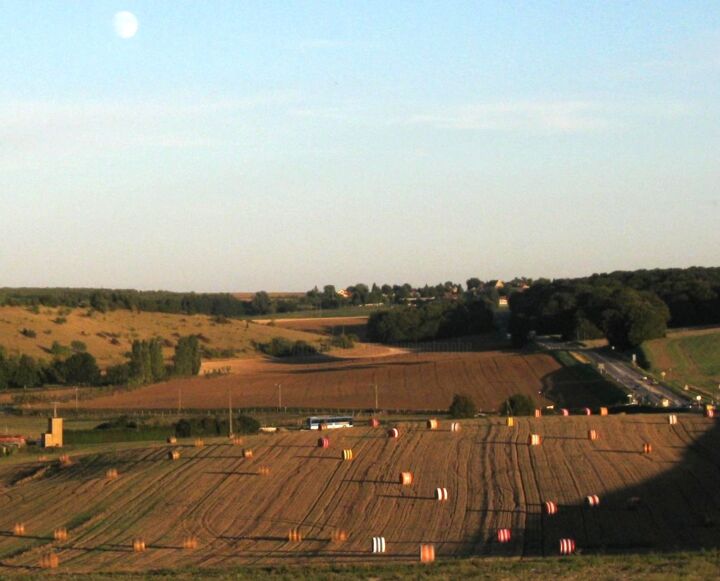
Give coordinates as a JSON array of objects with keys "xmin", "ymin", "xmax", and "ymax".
[{"xmin": 535, "ymin": 337, "xmax": 691, "ymax": 408}]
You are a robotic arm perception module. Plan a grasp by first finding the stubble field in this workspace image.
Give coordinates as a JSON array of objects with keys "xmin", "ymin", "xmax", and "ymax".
[{"xmin": 0, "ymin": 414, "xmax": 717, "ymax": 574}]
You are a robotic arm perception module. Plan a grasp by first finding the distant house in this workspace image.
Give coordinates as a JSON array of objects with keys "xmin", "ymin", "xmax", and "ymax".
[
  {"xmin": 498, "ymin": 296, "xmax": 509, "ymax": 307},
  {"xmin": 0, "ymin": 435, "xmax": 26, "ymax": 447},
  {"xmin": 486, "ymin": 280, "xmax": 505, "ymax": 289},
  {"xmin": 337, "ymin": 289, "xmax": 351, "ymax": 299}
]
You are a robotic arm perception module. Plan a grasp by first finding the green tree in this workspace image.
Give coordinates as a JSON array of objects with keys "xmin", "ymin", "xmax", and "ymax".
[
  {"xmin": 251, "ymin": 291, "xmax": 273, "ymax": 315},
  {"xmin": 62, "ymin": 352, "xmax": 100, "ymax": 385},
  {"xmin": 449, "ymin": 394, "xmax": 477, "ymax": 418},
  {"xmin": 500, "ymin": 394, "xmax": 536, "ymax": 416},
  {"xmin": 173, "ymin": 336, "xmax": 201, "ymax": 376},
  {"xmin": 13, "ymin": 355, "xmax": 41, "ymax": 388},
  {"xmin": 149, "ymin": 338, "xmax": 166, "ymax": 381}
]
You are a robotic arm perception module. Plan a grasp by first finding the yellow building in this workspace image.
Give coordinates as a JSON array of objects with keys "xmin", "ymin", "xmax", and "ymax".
[{"xmin": 41, "ymin": 417, "xmax": 63, "ymax": 448}]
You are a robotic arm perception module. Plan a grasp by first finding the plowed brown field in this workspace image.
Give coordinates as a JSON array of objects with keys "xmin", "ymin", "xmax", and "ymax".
[
  {"xmin": 73, "ymin": 350, "xmax": 611, "ymax": 412},
  {"xmin": 0, "ymin": 414, "xmax": 718, "ymax": 574}
]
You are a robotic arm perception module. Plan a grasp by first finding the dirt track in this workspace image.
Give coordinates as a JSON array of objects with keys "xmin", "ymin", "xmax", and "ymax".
[
  {"xmin": 73, "ymin": 350, "xmax": 607, "ymax": 412},
  {"xmin": 0, "ymin": 414, "xmax": 718, "ymax": 573}
]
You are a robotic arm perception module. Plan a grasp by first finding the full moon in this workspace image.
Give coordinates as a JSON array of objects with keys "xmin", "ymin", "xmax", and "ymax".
[{"xmin": 113, "ymin": 11, "xmax": 139, "ymax": 39}]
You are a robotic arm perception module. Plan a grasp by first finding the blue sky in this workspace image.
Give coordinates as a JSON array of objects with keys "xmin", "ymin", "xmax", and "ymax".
[{"xmin": 1, "ymin": 1, "xmax": 718, "ymax": 291}]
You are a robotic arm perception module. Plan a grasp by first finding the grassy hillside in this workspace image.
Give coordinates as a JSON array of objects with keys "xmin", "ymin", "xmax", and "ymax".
[
  {"xmin": 0, "ymin": 306, "xmax": 324, "ymax": 368},
  {"xmin": 640, "ymin": 329, "xmax": 720, "ymax": 397}
]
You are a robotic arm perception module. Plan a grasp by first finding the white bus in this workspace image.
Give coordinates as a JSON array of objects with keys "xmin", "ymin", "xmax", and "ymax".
[{"xmin": 305, "ymin": 416, "xmax": 354, "ymax": 430}]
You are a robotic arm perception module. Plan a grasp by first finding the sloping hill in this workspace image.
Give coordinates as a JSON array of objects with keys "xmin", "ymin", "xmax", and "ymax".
[
  {"xmin": 0, "ymin": 306, "xmax": 323, "ymax": 368},
  {"xmin": 640, "ymin": 328, "xmax": 720, "ymax": 397}
]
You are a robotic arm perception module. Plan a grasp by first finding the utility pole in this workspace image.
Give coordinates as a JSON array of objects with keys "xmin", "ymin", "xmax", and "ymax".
[{"xmin": 228, "ymin": 387, "xmax": 233, "ymax": 438}]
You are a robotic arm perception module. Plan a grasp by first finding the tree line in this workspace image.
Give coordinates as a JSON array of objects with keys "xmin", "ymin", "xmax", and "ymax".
[
  {"xmin": 0, "ymin": 277, "xmax": 527, "ymax": 318},
  {"xmin": 367, "ymin": 299, "xmax": 495, "ymax": 343},
  {"xmin": 508, "ymin": 266, "xmax": 720, "ymax": 349},
  {"xmin": 0, "ymin": 335, "xmax": 201, "ymax": 390}
]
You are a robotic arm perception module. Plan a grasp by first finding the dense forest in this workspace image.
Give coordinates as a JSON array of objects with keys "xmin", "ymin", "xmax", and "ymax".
[
  {"xmin": 367, "ymin": 299, "xmax": 495, "ymax": 343},
  {"xmin": 509, "ymin": 267, "xmax": 720, "ymax": 349}
]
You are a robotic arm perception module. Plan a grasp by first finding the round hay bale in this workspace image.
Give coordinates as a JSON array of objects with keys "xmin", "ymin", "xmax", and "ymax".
[
  {"xmin": 331, "ymin": 529, "xmax": 348, "ymax": 543},
  {"xmin": 166, "ymin": 436, "xmax": 177, "ymax": 444},
  {"xmin": 168, "ymin": 450, "xmax": 181, "ymax": 461},
  {"xmin": 560, "ymin": 409, "xmax": 569, "ymax": 416},
  {"xmin": 372, "ymin": 536, "xmax": 386, "ymax": 553},
  {"xmin": 497, "ymin": 528, "xmax": 511, "ymax": 543},
  {"xmin": 258, "ymin": 465, "xmax": 270, "ymax": 476},
  {"xmin": 450, "ymin": 422, "xmax": 461, "ymax": 432},
  {"xmin": 599, "ymin": 407, "xmax": 609, "ymax": 416},
  {"xmin": 434, "ymin": 487, "xmax": 449, "ymax": 501},
  {"xmin": 288, "ymin": 528, "xmax": 302, "ymax": 542},
  {"xmin": 13, "ymin": 523, "xmax": 25, "ymax": 536},
  {"xmin": 426, "ymin": 418, "xmax": 439, "ymax": 430},
  {"xmin": 642, "ymin": 443, "xmax": 652, "ymax": 454},
  {"xmin": 387, "ymin": 427, "xmax": 399, "ymax": 439},
  {"xmin": 528, "ymin": 434, "xmax": 541, "ymax": 446},
  {"xmin": 342, "ymin": 449, "xmax": 353, "ymax": 461},
  {"xmin": 182, "ymin": 535, "xmax": 199, "ymax": 550},
  {"xmin": 369, "ymin": 418, "xmax": 380, "ymax": 428},
  {"xmin": 506, "ymin": 417, "xmax": 514, "ymax": 427},
  {"xmin": 587, "ymin": 429, "xmax": 598, "ymax": 441},
  {"xmin": 318, "ymin": 437, "xmax": 330, "ymax": 448},
  {"xmin": 668, "ymin": 414, "xmax": 678, "ymax": 425},
  {"xmin": 705, "ymin": 408, "xmax": 715, "ymax": 418},
  {"xmin": 534, "ymin": 409, "xmax": 542, "ymax": 418},
  {"xmin": 39, "ymin": 552, "xmax": 59, "ymax": 569},
  {"xmin": 242, "ymin": 448, "xmax": 254, "ymax": 459},
  {"xmin": 399, "ymin": 471, "xmax": 414, "ymax": 486},
  {"xmin": 420, "ymin": 543, "xmax": 435, "ymax": 563},
  {"xmin": 230, "ymin": 437, "xmax": 243, "ymax": 446},
  {"xmin": 106, "ymin": 468, "xmax": 119, "ymax": 480},
  {"xmin": 59, "ymin": 454, "xmax": 72, "ymax": 467},
  {"xmin": 132, "ymin": 538, "xmax": 146, "ymax": 552},
  {"xmin": 53, "ymin": 527, "xmax": 68, "ymax": 542},
  {"xmin": 319, "ymin": 423, "xmax": 329, "ymax": 431},
  {"xmin": 544, "ymin": 500, "xmax": 558, "ymax": 515},
  {"xmin": 585, "ymin": 494, "xmax": 600, "ymax": 508},
  {"xmin": 583, "ymin": 408, "xmax": 592, "ymax": 416},
  {"xmin": 194, "ymin": 439, "xmax": 204, "ymax": 448},
  {"xmin": 559, "ymin": 538, "xmax": 576, "ymax": 555}
]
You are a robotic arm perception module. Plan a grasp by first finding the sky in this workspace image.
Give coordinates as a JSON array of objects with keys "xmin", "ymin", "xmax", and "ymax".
[{"xmin": 0, "ymin": 1, "xmax": 718, "ymax": 292}]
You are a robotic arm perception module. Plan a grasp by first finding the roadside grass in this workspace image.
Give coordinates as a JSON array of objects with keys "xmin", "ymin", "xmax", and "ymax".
[{"xmin": 640, "ymin": 332, "xmax": 720, "ymax": 398}]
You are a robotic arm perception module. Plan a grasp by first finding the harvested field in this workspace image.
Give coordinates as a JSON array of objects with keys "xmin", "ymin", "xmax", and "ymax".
[
  {"xmin": 74, "ymin": 350, "xmax": 619, "ymax": 412},
  {"xmin": 0, "ymin": 414, "xmax": 717, "ymax": 574}
]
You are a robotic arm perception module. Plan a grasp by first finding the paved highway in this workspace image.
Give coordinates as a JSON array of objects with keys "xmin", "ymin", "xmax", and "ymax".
[{"xmin": 535, "ymin": 337, "xmax": 692, "ymax": 408}]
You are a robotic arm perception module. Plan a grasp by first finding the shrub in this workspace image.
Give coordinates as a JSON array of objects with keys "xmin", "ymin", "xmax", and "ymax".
[
  {"xmin": 331, "ymin": 333, "xmax": 358, "ymax": 349},
  {"xmin": 500, "ymin": 394, "xmax": 536, "ymax": 416},
  {"xmin": 70, "ymin": 340, "xmax": 87, "ymax": 353},
  {"xmin": 19, "ymin": 328, "xmax": 36, "ymax": 338},
  {"xmin": 235, "ymin": 414, "xmax": 260, "ymax": 434},
  {"xmin": 449, "ymin": 394, "xmax": 477, "ymax": 418},
  {"xmin": 175, "ymin": 419, "xmax": 192, "ymax": 438}
]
